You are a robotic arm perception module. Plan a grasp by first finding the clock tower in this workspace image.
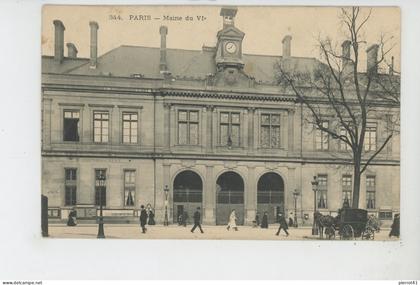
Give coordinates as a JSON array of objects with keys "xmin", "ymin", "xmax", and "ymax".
[{"xmin": 215, "ymin": 7, "xmax": 245, "ymax": 70}]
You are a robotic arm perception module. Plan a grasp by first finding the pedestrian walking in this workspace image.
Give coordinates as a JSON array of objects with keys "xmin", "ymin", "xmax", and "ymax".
[
  {"xmin": 261, "ymin": 212, "xmax": 268, "ymax": 229},
  {"xmin": 275, "ymin": 213, "xmax": 289, "ymax": 237},
  {"xmin": 191, "ymin": 207, "xmax": 204, "ymax": 233},
  {"xmin": 227, "ymin": 209, "xmax": 238, "ymax": 231},
  {"xmin": 146, "ymin": 204, "xmax": 155, "ymax": 225},
  {"xmin": 288, "ymin": 216, "xmax": 294, "ymax": 227},
  {"xmin": 178, "ymin": 213, "xmax": 183, "ymax": 226},
  {"xmin": 252, "ymin": 212, "xmax": 260, "ymax": 228},
  {"xmin": 139, "ymin": 205, "xmax": 148, "ymax": 234},
  {"xmin": 389, "ymin": 213, "xmax": 400, "ymax": 238}
]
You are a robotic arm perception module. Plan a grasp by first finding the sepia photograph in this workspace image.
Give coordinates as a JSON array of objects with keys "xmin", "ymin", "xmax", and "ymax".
[{"xmin": 41, "ymin": 5, "xmax": 400, "ymax": 241}]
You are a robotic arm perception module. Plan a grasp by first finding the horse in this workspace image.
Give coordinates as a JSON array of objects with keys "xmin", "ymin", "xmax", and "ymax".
[{"xmin": 314, "ymin": 211, "xmax": 338, "ymax": 239}]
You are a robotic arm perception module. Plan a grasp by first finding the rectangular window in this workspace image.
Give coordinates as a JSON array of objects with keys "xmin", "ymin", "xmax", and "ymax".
[
  {"xmin": 366, "ymin": 175, "xmax": 376, "ymax": 209},
  {"xmin": 122, "ymin": 112, "xmax": 138, "ymax": 144},
  {"xmin": 339, "ymin": 127, "xmax": 351, "ymax": 151},
  {"xmin": 261, "ymin": 114, "xmax": 281, "ymax": 148},
  {"xmin": 95, "ymin": 169, "xmax": 107, "ymax": 206},
  {"xmin": 93, "ymin": 111, "xmax": 109, "ymax": 143},
  {"xmin": 220, "ymin": 112, "xmax": 240, "ymax": 147},
  {"xmin": 178, "ymin": 110, "xmax": 199, "ymax": 145},
  {"xmin": 317, "ymin": 175, "xmax": 328, "ymax": 209},
  {"xmin": 364, "ymin": 122, "xmax": 377, "ymax": 151},
  {"xmin": 63, "ymin": 110, "xmax": 80, "ymax": 142},
  {"xmin": 342, "ymin": 175, "xmax": 352, "ymax": 207},
  {"xmin": 124, "ymin": 170, "xmax": 136, "ymax": 207},
  {"xmin": 64, "ymin": 168, "xmax": 77, "ymax": 206},
  {"xmin": 378, "ymin": 211, "xmax": 393, "ymax": 220},
  {"xmin": 315, "ymin": 121, "xmax": 329, "ymax": 150}
]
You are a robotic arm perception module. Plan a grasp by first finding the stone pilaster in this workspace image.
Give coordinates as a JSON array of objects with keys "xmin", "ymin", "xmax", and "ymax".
[
  {"xmin": 211, "ymin": 107, "xmax": 217, "ymax": 151},
  {"xmin": 206, "ymin": 105, "xmax": 214, "ymax": 153},
  {"xmin": 163, "ymin": 103, "xmax": 171, "ymax": 151},
  {"xmin": 42, "ymin": 98, "xmax": 52, "ymax": 149},
  {"xmin": 169, "ymin": 105, "xmax": 176, "ymax": 148},
  {"xmin": 245, "ymin": 166, "xmax": 257, "ymax": 225},
  {"xmin": 203, "ymin": 165, "xmax": 216, "ymax": 224},
  {"xmin": 288, "ymin": 109, "xmax": 295, "ymax": 151},
  {"xmin": 111, "ymin": 106, "xmax": 119, "ymax": 145},
  {"xmin": 247, "ymin": 107, "xmax": 255, "ymax": 154},
  {"xmin": 201, "ymin": 106, "xmax": 207, "ymax": 149}
]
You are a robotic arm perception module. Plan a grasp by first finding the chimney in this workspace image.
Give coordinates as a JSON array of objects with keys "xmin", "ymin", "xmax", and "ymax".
[
  {"xmin": 53, "ymin": 20, "xmax": 65, "ymax": 63},
  {"xmin": 366, "ymin": 44, "xmax": 379, "ymax": 75},
  {"xmin": 159, "ymin": 26, "xmax": 168, "ymax": 72},
  {"xmin": 66, "ymin": 43, "xmax": 78, "ymax": 58},
  {"xmin": 89, "ymin": 21, "xmax": 99, "ymax": 69},
  {"xmin": 389, "ymin": 56, "xmax": 394, "ymax": 75},
  {"xmin": 282, "ymin": 35, "xmax": 292, "ymax": 58},
  {"xmin": 341, "ymin": 40, "xmax": 352, "ymax": 74}
]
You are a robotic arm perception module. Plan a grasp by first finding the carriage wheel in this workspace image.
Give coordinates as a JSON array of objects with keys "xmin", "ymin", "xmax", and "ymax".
[
  {"xmin": 325, "ymin": 226, "xmax": 335, "ymax": 240},
  {"xmin": 340, "ymin": 225, "xmax": 354, "ymax": 240},
  {"xmin": 362, "ymin": 227, "xmax": 375, "ymax": 240}
]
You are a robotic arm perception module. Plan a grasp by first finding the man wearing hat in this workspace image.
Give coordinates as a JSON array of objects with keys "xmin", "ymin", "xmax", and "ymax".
[
  {"xmin": 139, "ymin": 205, "xmax": 148, "ymax": 234},
  {"xmin": 275, "ymin": 212, "xmax": 289, "ymax": 237},
  {"xmin": 191, "ymin": 207, "xmax": 204, "ymax": 233}
]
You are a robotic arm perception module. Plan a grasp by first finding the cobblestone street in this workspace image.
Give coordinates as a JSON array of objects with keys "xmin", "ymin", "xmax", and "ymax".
[{"xmin": 47, "ymin": 223, "xmax": 394, "ymax": 241}]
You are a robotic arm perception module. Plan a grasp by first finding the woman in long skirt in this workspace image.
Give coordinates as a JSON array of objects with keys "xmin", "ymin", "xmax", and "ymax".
[
  {"xmin": 227, "ymin": 209, "xmax": 238, "ymax": 231},
  {"xmin": 389, "ymin": 213, "xmax": 400, "ymax": 238},
  {"xmin": 146, "ymin": 204, "xmax": 156, "ymax": 225},
  {"xmin": 261, "ymin": 212, "xmax": 268, "ymax": 229}
]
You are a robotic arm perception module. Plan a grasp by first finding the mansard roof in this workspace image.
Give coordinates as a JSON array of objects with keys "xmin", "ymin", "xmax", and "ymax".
[{"xmin": 42, "ymin": 45, "xmax": 321, "ymax": 84}]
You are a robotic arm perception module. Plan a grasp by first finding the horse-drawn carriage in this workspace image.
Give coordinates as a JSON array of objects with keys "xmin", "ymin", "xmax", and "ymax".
[{"xmin": 316, "ymin": 208, "xmax": 379, "ymax": 240}]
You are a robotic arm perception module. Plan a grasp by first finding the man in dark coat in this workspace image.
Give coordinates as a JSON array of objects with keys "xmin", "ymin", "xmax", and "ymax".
[
  {"xmin": 275, "ymin": 213, "xmax": 289, "ymax": 237},
  {"xmin": 389, "ymin": 213, "xmax": 400, "ymax": 238},
  {"xmin": 139, "ymin": 205, "xmax": 148, "ymax": 233},
  {"xmin": 191, "ymin": 207, "xmax": 204, "ymax": 233}
]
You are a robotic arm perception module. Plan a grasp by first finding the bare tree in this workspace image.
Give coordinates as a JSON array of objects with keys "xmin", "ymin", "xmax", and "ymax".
[{"xmin": 276, "ymin": 7, "xmax": 400, "ymax": 209}]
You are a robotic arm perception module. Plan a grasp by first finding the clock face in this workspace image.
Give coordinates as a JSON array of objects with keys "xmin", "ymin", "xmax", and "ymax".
[{"xmin": 225, "ymin": 42, "xmax": 237, "ymax": 54}]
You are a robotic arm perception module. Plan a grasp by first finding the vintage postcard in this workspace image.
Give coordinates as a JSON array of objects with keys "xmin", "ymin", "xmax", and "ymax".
[{"xmin": 41, "ymin": 5, "xmax": 400, "ymax": 240}]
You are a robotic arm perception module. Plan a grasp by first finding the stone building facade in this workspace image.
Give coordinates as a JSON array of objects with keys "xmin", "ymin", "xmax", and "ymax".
[{"xmin": 42, "ymin": 7, "xmax": 400, "ymax": 226}]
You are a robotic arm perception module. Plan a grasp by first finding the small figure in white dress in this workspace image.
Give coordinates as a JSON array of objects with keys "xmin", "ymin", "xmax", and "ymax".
[{"xmin": 227, "ymin": 209, "xmax": 238, "ymax": 231}]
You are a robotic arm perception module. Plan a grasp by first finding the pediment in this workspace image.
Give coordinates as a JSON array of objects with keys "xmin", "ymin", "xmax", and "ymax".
[
  {"xmin": 217, "ymin": 26, "xmax": 245, "ymax": 39},
  {"xmin": 210, "ymin": 67, "xmax": 255, "ymax": 88}
]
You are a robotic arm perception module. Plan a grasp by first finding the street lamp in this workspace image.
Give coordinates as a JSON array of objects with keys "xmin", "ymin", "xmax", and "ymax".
[
  {"xmin": 311, "ymin": 176, "xmax": 319, "ymax": 235},
  {"xmin": 97, "ymin": 172, "xmax": 106, "ymax": 239},
  {"xmin": 292, "ymin": 189, "xmax": 300, "ymax": 228},
  {"xmin": 163, "ymin": 185, "xmax": 169, "ymax": 226}
]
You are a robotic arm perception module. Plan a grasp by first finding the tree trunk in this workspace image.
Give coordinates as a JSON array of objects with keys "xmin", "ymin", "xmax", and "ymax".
[{"xmin": 352, "ymin": 160, "xmax": 361, "ymax": 209}]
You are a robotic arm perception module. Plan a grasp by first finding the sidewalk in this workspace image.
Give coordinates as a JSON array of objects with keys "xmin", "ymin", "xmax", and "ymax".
[{"xmin": 47, "ymin": 223, "xmax": 395, "ymax": 240}]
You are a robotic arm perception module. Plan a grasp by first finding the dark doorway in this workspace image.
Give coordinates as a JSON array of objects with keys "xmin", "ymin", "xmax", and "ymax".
[
  {"xmin": 257, "ymin": 172, "xmax": 284, "ymax": 224},
  {"xmin": 216, "ymin": 171, "xmax": 244, "ymax": 225},
  {"xmin": 173, "ymin": 170, "xmax": 203, "ymax": 225}
]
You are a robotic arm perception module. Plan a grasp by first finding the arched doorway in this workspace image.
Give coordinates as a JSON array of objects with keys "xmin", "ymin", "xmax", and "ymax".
[
  {"xmin": 173, "ymin": 170, "xmax": 203, "ymax": 224},
  {"xmin": 216, "ymin": 171, "xmax": 244, "ymax": 225},
  {"xmin": 257, "ymin": 172, "xmax": 284, "ymax": 224}
]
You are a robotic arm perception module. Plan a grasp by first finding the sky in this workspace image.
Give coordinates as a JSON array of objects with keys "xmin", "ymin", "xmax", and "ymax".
[{"xmin": 42, "ymin": 5, "xmax": 400, "ymax": 71}]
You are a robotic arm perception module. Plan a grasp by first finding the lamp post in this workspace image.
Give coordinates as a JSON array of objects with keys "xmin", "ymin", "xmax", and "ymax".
[
  {"xmin": 293, "ymin": 189, "xmax": 299, "ymax": 228},
  {"xmin": 97, "ymin": 172, "xmax": 106, "ymax": 239},
  {"xmin": 163, "ymin": 185, "xmax": 169, "ymax": 226},
  {"xmin": 311, "ymin": 176, "xmax": 319, "ymax": 235}
]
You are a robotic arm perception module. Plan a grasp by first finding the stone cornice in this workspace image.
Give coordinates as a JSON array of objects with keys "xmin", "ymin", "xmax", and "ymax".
[
  {"xmin": 41, "ymin": 149, "xmax": 400, "ymax": 166},
  {"xmin": 160, "ymin": 89, "xmax": 297, "ymax": 102},
  {"xmin": 42, "ymin": 79, "xmax": 398, "ymax": 107}
]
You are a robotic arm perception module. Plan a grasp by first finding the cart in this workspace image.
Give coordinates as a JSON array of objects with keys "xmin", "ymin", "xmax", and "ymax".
[{"xmin": 324, "ymin": 208, "xmax": 375, "ymax": 240}]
